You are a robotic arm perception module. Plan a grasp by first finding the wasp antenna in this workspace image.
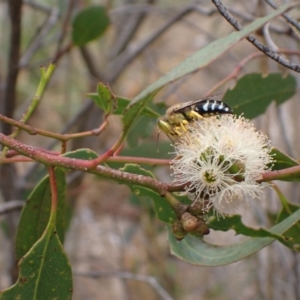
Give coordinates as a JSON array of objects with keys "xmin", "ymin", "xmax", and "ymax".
[{"xmin": 157, "ymin": 131, "xmax": 161, "ymax": 153}]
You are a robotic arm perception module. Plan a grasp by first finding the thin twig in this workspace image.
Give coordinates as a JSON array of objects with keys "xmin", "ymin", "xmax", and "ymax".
[
  {"xmin": 22, "ymin": 99, "xmax": 94, "ymax": 179},
  {"xmin": 265, "ymin": 0, "xmax": 300, "ymax": 31},
  {"xmin": 0, "ymin": 200, "xmax": 24, "ymax": 215},
  {"xmin": 107, "ymin": 3, "xmax": 201, "ymax": 82},
  {"xmin": 211, "ymin": 0, "xmax": 300, "ymax": 73},
  {"xmin": 23, "ymin": 0, "xmax": 52, "ymax": 14},
  {"xmin": 205, "ymin": 52, "xmax": 263, "ymax": 96},
  {"xmin": 0, "ymin": 113, "xmax": 109, "ymax": 142},
  {"xmin": 74, "ymin": 270, "xmax": 174, "ymax": 300},
  {"xmin": 19, "ymin": 7, "xmax": 60, "ymax": 68},
  {"xmin": 263, "ymin": 23, "xmax": 278, "ymax": 51},
  {"xmin": 54, "ymin": 0, "xmax": 76, "ymax": 58},
  {"xmin": 205, "ymin": 49, "xmax": 300, "ymax": 95},
  {"xmin": 79, "ymin": 47, "xmax": 106, "ymax": 81},
  {"xmin": 110, "ymin": 0, "xmax": 155, "ymax": 58}
]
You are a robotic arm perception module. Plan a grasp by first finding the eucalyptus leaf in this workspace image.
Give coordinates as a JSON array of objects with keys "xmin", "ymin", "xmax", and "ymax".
[
  {"xmin": 276, "ymin": 201, "xmax": 300, "ymax": 251},
  {"xmin": 271, "ymin": 148, "xmax": 299, "ymax": 170},
  {"xmin": 223, "ymin": 73, "xmax": 296, "ymax": 119},
  {"xmin": 72, "ymin": 5, "xmax": 110, "ymax": 46},
  {"xmin": 2, "ymin": 170, "xmax": 72, "ymax": 299},
  {"xmin": 15, "ymin": 169, "xmax": 66, "ymax": 260}
]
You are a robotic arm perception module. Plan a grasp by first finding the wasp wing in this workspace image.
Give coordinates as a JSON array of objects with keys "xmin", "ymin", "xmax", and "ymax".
[{"xmin": 172, "ymin": 95, "xmax": 221, "ymax": 113}]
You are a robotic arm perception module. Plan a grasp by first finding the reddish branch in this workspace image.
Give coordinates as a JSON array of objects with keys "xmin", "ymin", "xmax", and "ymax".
[
  {"xmin": 1, "ymin": 132, "xmax": 300, "ymax": 196},
  {"xmin": 0, "ymin": 133, "xmax": 182, "ymax": 196}
]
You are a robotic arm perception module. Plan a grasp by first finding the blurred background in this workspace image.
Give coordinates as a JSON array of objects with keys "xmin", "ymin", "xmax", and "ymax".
[{"xmin": 0, "ymin": 0, "xmax": 300, "ymax": 299}]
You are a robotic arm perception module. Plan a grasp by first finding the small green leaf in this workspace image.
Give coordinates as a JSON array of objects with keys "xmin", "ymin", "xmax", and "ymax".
[
  {"xmin": 15, "ymin": 169, "xmax": 66, "ymax": 261},
  {"xmin": 209, "ymin": 214, "xmax": 290, "ymax": 248},
  {"xmin": 72, "ymin": 5, "xmax": 110, "ymax": 46},
  {"xmin": 119, "ymin": 164, "xmax": 176, "ymax": 223},
  {"xmin": 277, "ymin": 202, "xmax": 300, "ymax": 251},
  {"xmin": 271, "ymin": 148, "xmax": 299, "ymax": 170},
  {"xmin": 62, "ymin": 148, "xmax": 98, "ymax": 160},
  {"xmin": 169, "ymin": 206, "xmax": 300, "ymax": 266},
  {"xmin": 113, "ymin": 97, "xmax": 133, "ymax": 115},
  {"xmin": 87, "ymin": 93, "xmax": 160, "ymax": 117},
  {"xmin": 0, "ymin": 230, "xmax": 72, "ymax": 300},
  {"xmin": 223, "ymin": 73, "xmax": 296, "ymax": 119},
  {"xmin": 93, "ymin": 83, "xmax": 117, "ymax": 115}
]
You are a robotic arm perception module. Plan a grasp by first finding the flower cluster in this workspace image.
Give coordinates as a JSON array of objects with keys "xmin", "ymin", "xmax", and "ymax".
[{"xmin": 171, "ymin": 115, "xmax": 273, "ymax": 216}]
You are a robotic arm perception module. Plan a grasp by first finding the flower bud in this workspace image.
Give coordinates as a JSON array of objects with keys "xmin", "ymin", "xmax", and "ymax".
[
  {"xmin": 181, "ymin": 212, "xmax": 198, "ymax": 232},
  {"xmin": 172, "ymin": 219, "xmax": 187, "ymax": 240}
]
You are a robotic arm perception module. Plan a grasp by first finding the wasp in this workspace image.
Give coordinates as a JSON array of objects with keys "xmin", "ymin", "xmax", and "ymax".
[{"xmin": 157, "ymin": 96, "xmax": 233, "ymax": 142}]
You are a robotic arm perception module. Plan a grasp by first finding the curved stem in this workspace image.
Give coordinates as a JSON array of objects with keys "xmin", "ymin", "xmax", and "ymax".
[{"xmin": 0, "ymin": 114, "xmax": 109, "ymax": 142}]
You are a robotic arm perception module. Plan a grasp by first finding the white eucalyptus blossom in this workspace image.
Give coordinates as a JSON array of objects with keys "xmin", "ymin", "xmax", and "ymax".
[{"xmin": 171, "ymin": 115, "xmax": 273, "ymax": 216}]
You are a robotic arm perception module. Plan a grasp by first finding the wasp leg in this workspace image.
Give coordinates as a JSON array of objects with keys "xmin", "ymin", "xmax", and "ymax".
[
  {"xmin": 173, "ymin": 126, "xmax": 183, "ymax": 136},
  {"xmin": 189, "ymin": 110, "xmax": 204, "ymax": 120},
  {"xmin": 179, "ymin": 120, "xmax": 190, "ymax": 133}
]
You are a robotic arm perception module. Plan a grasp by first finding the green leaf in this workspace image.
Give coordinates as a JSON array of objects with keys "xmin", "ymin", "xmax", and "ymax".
[
  {"xmin": 122, "ymin": 93, "xmax": 157, "ymax": 139},
  {"xmin": 169, "ymin": 206, "xmax": 300, "ymax": 266},
  {"xmin": 223, "ymin": 73, "xmax": 296, "ymax": 119},
  {"xmin": 0, "ymin": 175, "xmax": 72, "ymax": 299},
  {"xmin": 119, "ymin": 164, "xmax": 176, "ymax": 223},
  {"xmin": 93, "ymin": 83, "xmax": 117, "ymax": 115},
  {"xmin": 271, "ymin": 148, "xmax": 299, "ymax": 170},
  {"xmin": 127, "ymin": 116, "xmax": 157, "ymax": 148},
  {"xmin": 72, "ymin": 5, "xmax": 110, "ymax": 46},
  {"xmin": 62, "ymin": 148, "xmax": 98, "ymax": 160},
  {"xmin": 0, "ymin": 231, "xmax": 72, "ymax": 300},
  {"xmin": 15, "ymin": 169, "xmax": 66, "ymax": 261},
  {"xmin": 209, "ymin": 214, "xmax": 292, "ymax": 249},
  {"xmin": 123, "ymin": 4, "xmax": 294, "ymax": 136},
  {"xmin": 122, "ymin": 141, "xmax": 172, "ymax": 159},
  {"xmin": 112, "ymin": 97, "xmax": 133, "ymax": 115}
]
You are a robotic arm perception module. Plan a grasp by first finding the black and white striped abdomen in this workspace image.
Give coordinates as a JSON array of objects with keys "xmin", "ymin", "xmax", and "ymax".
[{"xmin": 194, "ymin": 99, "xmax": 233, "ymax": 117}]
